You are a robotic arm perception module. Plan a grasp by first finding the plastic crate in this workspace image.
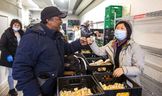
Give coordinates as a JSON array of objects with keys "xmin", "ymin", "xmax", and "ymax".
[
  {"xmin": 104, "ymin": 19, "xmax": 114, "ymax": 28},
  {"xmin": 104, "ymin": 28, "xmax": 114, "ymax": 44},
  {"xmin": 93, "ymin": 72, "xmax": 142, "ymax": 96},
  {"xmin": 104, "ymin": 28, "xmax": 114, "ymax": 36},
  {"xmin": 82, "ymin": 53, "xmax": 100, "ymax": 58},
  {"xmin": 105, "ymin": 5, "xmax": 123, "ymax": 19},
  {"xmin": 85, "ymin": 57, "xmax": 113, "ymax": 73},
  {"xmin": 64, "ymin": 54, "xmax": 87, "ymax": 76},
  {"xmin": 57, "ymin": 75, "xmax": 104, "ymax": 96},
  {"xmin": 104, "ymin": 5, "xmax": 122, "ymax": 29}
]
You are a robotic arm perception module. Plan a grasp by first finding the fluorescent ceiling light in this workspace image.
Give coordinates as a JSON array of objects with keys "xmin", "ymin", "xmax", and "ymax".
[
  {"xmin": 50, "ymin": 0, "xmax": 54, "ymax": 5},
  {"xmin": 60, "ymin": 0, "xmax": 65, "ymax": 3}
]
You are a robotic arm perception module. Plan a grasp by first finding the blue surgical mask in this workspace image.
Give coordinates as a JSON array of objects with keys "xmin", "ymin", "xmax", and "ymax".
[
  {"xmin": 12, "ymin": 27, "xmax": 20, "ymax": 32},
  {"xmin": 114, "ymin": 29, "xmax": 127, "ymax": 41}
]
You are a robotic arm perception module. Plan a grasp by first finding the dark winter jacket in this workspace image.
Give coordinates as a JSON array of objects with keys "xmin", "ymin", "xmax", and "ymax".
[
  {"xmin": 0, "ymin": 28, "xmax": 24, "ymax": 67},
  {"xmin": 12, "ymin": 23, "xmax": 83, "ymax": 96}
]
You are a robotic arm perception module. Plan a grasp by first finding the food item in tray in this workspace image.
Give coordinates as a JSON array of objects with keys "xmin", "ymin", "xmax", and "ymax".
[
  {"xmin": 95, "ymin": 59, "xmax": 104, "ymax": 64},
  {"xmin": 64, "ymin": 71, "xmax": 76, "ymax": 76},
  {"xmin": 81, "ymin": 50, "xmax": 91, "ymax": 54},
  {"xmin": 89, "ymin": 59, "xmax": 111, "ymax": 66},
  {"xmin": 116, "ymin": 92, "xmax": 129, "ymax": 96},
  {"xmin": 99, "ymin": 82, "xmax": 125, "ymax": 90},
  {"xmin": 60, "ymin": 87, "xmax": 93, "ymax": 96},
  {"xmin": 97, "ymin": 67, "xmax": 107, "ymax": 71},
  {"xmin": 104, "ymin": 59, "xmax": 111, "ymax": 63},
  {"xmin": 103, "ymin": 75, "xmax": 112, "ymax": 81}
]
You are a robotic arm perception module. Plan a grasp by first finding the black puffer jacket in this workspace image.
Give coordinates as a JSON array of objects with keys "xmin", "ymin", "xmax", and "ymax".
[{"xmin": 0, "ymin": 28, "xmax": 24, "ymax": 67}]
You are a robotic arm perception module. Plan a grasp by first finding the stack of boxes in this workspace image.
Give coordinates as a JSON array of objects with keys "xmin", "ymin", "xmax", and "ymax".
[{"xmin": 104, "ymin": 5, "xmax": 123, "ymax": 44}]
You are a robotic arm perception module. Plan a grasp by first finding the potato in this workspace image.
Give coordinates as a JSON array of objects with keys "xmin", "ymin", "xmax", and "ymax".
[
  {"xmin": 99, "ymin": 82, "xmax": 125, "ymax": 90},
  {"xmin": 60, "ymin": 87, "xmax": 93, "ymax": 96},
  {"xmin": 95, "ymin": 59, "xmax": 104, "ymax": 64},
  {"xmin": 89, "ymin": 59, "xmax": 112, "ymax": 66},
  {"xmin": 104, "ymin": 59, "xmax": 111, "ymax": 63},
  {"xmin": 116, "ymin": 92, "xmax": 129, "ymax": 96}
]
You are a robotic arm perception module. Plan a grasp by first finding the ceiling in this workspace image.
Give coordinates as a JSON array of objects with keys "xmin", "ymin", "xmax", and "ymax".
[{"xmin": 5, "ymin": 0, "xmax": 104, "ymax": 16}]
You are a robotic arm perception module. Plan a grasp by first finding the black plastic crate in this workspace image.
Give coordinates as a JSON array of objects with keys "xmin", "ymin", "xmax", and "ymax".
[
  {"xmin": 85, "ymin": 57, "xmax": 113, "ymax": 73},
  {"xmin": 93, "ymin": 72, "xmax": 142, "ymax": 96},
  {"xmin": 64, "ymin": 54, "xmax": 87, "ymax": 76},
  {"xmin": 82, "ymin": 53, "xmax": 100, "ymax": 58},
  {"xmin": 57, "ymin": 75, "xmax": 104, "ymax": 96}
]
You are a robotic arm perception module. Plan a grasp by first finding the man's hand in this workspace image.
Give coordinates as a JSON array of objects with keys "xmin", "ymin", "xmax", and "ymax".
[
  {"xmin": 113, "ymin": 68, "xmax": 124, "ymax": 77},
  {"xmin": 80, "ymin": 37, "xmax": 88, "ymax": 45},
  {"xmin": 87, "ymin": 37, "xmax": 94, "ymax": 45}
]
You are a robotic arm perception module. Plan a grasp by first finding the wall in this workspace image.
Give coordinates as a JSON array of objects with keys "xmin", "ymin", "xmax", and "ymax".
[
  {"xmin": 80, "ymin": 0, "xmax": 162, "ymax": 83},
  {"xmin": 0, "ymin": 0, "xmax": 30, "ymax": 28},
  {"xmin": 132, "ymin": 16, "xmax": 162, "ymax": 83},
  {"xmin": 80, "ymin": 0, "xmax": 162, "ymax": 27},
  {"xmin": 131, "ymin": 0, "xmax": 162, "ymax": 15},
  {"xmin": 0, "ymin": 0, "xmax": 19, "ymax": 25}
]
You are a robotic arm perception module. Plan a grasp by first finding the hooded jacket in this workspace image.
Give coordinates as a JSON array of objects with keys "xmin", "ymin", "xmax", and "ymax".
[{"xmin": 90, "ymin": 39, "xmax": 144, "ymax": 85}]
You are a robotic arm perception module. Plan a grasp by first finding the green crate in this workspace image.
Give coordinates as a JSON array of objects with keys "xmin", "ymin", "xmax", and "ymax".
[
  {"xmin": 104, "ymin": 5, "xmax": 122, "ymax": 28},
  {"xmin": 105, "ymin": 5, "xmax": 123, "ymax": 19},
  {"xmin": 104, "ymin": 19, "xmax": 114, "ymax": 28}
]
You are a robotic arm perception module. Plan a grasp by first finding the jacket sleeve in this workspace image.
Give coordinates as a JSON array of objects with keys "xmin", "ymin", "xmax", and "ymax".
[
  {"xmin": 0, "ymin": 32, "xmax": 10, "ymax": 57},
  {"xmin": 64, "ymin": 39, "xmax": 83, "ymax": 54},
  {"xmin": 12, "ymin": 34, "xmax": 41, "ymax": 96},
  {"xmin": 122, "ymin": 43, "xmax": 144, "ymax": 76},
  {"xmin": 89, "ymin": 41, "xmax": 108, "ymax": 56}
]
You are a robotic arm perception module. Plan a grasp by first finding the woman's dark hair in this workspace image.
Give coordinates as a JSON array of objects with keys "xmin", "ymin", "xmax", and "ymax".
[
  {"xmin": 115, "ymin": 20, "xmax": 132, "ymax": 40},
  {"xmin": 10, "ymin": 19, "xmax": 22, "ymax": 29}
]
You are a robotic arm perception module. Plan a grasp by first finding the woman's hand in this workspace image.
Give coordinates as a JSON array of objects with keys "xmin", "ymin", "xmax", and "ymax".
[
  {"xmin": 87, "ymin": 37, "xmax": 94, "ymax": 45},
  {"xmin": 113, "ymin": 68, "xmax": 124, "ymax": 77}
]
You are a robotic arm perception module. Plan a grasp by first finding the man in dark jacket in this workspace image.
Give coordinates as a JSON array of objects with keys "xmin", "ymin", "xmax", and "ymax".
[{"xmin": 12, "ymin": 6, "xmax": 87, "ymax": 96}]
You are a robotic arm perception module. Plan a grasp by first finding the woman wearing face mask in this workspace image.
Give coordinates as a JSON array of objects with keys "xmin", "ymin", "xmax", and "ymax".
[
  {"xmin": 0, "ymin": 19, "xmax": 24, "ymax": 96},
  {"xmin": 87, "ymin": 20, "xmax": 144, "ymax": 84}
]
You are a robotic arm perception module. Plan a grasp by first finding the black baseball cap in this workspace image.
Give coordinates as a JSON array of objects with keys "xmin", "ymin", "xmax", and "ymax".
[{"xmin": 41, "ymin": 6, "xmax": 67, "ymax": 21}]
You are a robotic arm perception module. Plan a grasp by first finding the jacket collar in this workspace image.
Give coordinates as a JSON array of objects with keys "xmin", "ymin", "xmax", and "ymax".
[
  {"xmin": 6, "ymin": 28, "xmax": 24, "ymax": 37},
  {"xmin": 111, "ymin": 39, "xmax": 135, "ymax": 50},
  {"xmin": 27, "ymin": 23, "xmax": 62, "ymax": 40}
]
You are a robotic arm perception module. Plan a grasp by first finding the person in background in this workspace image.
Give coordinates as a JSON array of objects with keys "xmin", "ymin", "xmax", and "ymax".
[
  {"xmin": 72, "ymin": 25, "xmax": 81, "ymax": 40},
  {"xmin": 80, "ymin": 20, "xmax": 93, "ymax": 37},
  {"xmin": 0, "ymin": 19, "xmax": 24, "ymax": 96},
  {"xmin": 94, "ymin": 31, "xmax": 104, "ymax": 47},
  {"xmin": 87, "ymin": 20, "xmax": 144, "ymax": 84},
  {"xmin": 12, "ymin": 6, "xmax": 87, "ymax": 96}
]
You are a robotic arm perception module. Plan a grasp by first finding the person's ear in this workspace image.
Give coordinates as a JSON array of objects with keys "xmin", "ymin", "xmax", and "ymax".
[
  {"xmin": 46, "ymin": 19, "xmax": 49, "ymax": 23},
  {"xmin": 46, "ymin": 19, "xmax": 54, "ymax": 24}
]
